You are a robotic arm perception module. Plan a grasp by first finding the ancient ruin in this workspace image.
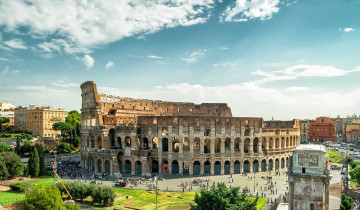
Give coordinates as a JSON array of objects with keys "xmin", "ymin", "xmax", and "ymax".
[{"xmin": 80, "ymin": 81, "xmax": 301, "ymax": 176}]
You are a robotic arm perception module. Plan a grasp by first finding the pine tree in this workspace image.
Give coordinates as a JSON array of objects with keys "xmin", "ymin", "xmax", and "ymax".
[
  {"xmin": 35, "ymin": 144, "xmax": 45, "ymax": 176},
  {"xmin": 28, "ymin": 148, "xmax": 40, "ymax": 177},
  {"xmin": 16, "ymin": 136, "xmax": 21, "ymax": 154}
]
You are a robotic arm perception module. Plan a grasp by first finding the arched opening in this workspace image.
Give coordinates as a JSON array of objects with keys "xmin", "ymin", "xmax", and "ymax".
[
  {"xmin": 97, "ymin": 159, "xmax": 102, "ymax": 173},
  {"xmin": 109, "ymin": 129, "xmax": 116, "ymax": 148},
  {"xmin": 137, "ymin": 127, "xmax": 142, "ymax": 135},
  {"xmin": 204, "ymin": 138, "xmax": 211, "ymax": 153},
  {"xmin": 183, "ymin": 137, "xmax": 190, "ymax": 152},
  {"xmin": 281, "ymin": 158, "xmax": 285, "ymax": 168},
  {"xmin": 162, "ymin": 160, "xmax": 169, "ymax": 174},
  {"xmin": 290, "ymin": 137, "xmax": 293, "ymax": 146},
  {"xmin": 269, "ymin": 138, "xmax": 274, "ymax": 148},
  {"xmin": 253, "ymin": 159, "xmax": 259, "ymax": 172},
  {"xmin": 225, "ymin": 138, "xmax": 231, "ymax": 152},
  {"xmin": 262, "ymin": 138, "xmax": 266, "ymax": 151},
  {"xmin": 172, "ymin": 137, "xmax": 180, "ymax": 152},
  {"xmin": 244, "ymin": 160, "xmax": 250, "ymax": 173},
  {"xmin": 234, "ymin": 160, "xmax": 240, "ymax": 174},
  {"xmin": 143, "ymin": 137, "xmax": 149, "ymax": 149},
  {"xmin": 261, "ymin": 159, "xmax": 266, "ymax": 172},
  {"xmin": 105, "ymin": 160, "xmax": 110, "ymax": 174},
  {"xmin": 162, "ymin": 128, "xmax": 168, "ymax": 136},
  {"xmin": 90, "ymin": 136, "xmax": 94, "ymax": 148},
  {"xmin": 286, "ymin": 137, "xmax": 289, "ymax": 147},
  {"xmin": 183, "ymin": 161, "xmax": 189, "ymax": 175},
  {"xmin": 275, "ymin": 138, "xmax": 280, "ymax": 148},
  {"xmin": 214, "ymin": 138, "xmax": 221, "ymax": 153},
  {"xmin": 117, "ymin": 152, "xmax": 123, "ymax": 174},
  {"xmin": 194, "ymin": 137, "xmax": 200, "ymax": 152},
  {"xmin": 275, "ymin": 158, "xmax": 279, "ymax": 171},
  {"xmin": 162, "ymin": 138, "xmax": 168, "ymax": 152},
  {"xmin": 193, "ymin": 161, "xmax": 200, "ymax": 175},
  {"xmin": 117, "ymin": 137, "xmax": 122, "ymax": 149},
  {"xmin": 286, "ymin": 157, "xmax": 289, "ymax": 167},
  {"xmin": 253, "ymin": 137, "xmax": 259, "ymax": 153},
  {"xmin": 135, "ymin": 161, "xmax": 142, "ymax": 175},
  {"xmin": 281, "ymin": 137, "xmax": 285, "ymax": 148},
  {"xmin": 204, "ymin": 161, "xmax": 211, "ymax": 174},
  {"xmin": 135, "ymin": 137, "xmax": 140, "ymax": 149},
  {"xmin": 97, "ymin": 136, "xmax": 102, "ymax": 149},
  {"xmin": 152, "ymin": 137, "xmax": 159, "ymax": 149},
  {"xmin": 125, "ymin": 136, "xmax": 131, "ymax": 147},
  {"xmin": 224, "ymin": 161, "xmax": 230, "ymax": 175},
  {"xmin": 91, "ymin": 158, "xmax": 95, "ymax": 172},
  {"xmin": 245, "ymin": 128, "xmax": 250, "ymax": 136},
  {"xmin": 244, "ymin": 138, "xmax": 250, "ymax": 153},
  {"xmin": 125, "ymin": 160, "xmax": 131, "ymax": 174},
  {"xmin": 234, "ymin": 138, "xmax": 241, "ymax": 152},
  {"xmin": 172, "ymin": 160, "xmax": 179, "ymax": 174},
  {"xmin": 268, "ymin": 159, "xmax": 273, "ymax": 171},
  {"xmin": 214, "ymin": 161, "xmax": 221, "ymax": 175},
  {"xmin": 151, "ymin": 160, "xmax": 159, "ymax": 173}
]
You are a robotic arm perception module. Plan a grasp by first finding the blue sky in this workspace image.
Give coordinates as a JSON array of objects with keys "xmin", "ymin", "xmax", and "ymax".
[{"xmin": 1, "ymin": 0, "xmax": 360, "ymax": 120}]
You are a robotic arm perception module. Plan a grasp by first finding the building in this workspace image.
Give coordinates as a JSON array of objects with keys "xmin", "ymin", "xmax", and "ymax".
[
  {"xmin": 288, "ymin": 144, "xmax": 331, "ymax": 210},
  {"xmin": 0, "ymin": 102, "xmax": 16, "ymax": 128},
  {"xmin": 309, "ymin": 117, "xmax": 336, "ymax": 143},
  {"xmin": 300, "ymin": 120, "xmax": 315, "ymax": 143},
  {"xmin": 0, "ymin": 103, "xmax": 16, "ymax": 111},
  {"xmin": 80, "ymin": 81, "xmax": 301, "ymax": 176},
  {"xmin": 14, "ymin": 105, "xmax": 68, "ymax": 138},
  {"xmin": 346, "ymin": 129, "xmax": 360, "ymax": 143}
]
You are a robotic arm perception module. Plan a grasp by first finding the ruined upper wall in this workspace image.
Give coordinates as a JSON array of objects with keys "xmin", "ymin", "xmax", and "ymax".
[{"xmin": 263, "ymin": 119, "xmax": 300, "ymax": 129}]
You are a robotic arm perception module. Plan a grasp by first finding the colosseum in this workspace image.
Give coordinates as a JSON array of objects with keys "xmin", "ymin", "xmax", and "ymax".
[{"xmin": 80, "ymin": 81, "xmax": 301, "ymax": 177}]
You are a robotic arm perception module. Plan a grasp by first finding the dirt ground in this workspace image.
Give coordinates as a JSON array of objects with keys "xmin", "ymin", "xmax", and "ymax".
[
  {"xmin": 1, "ymin": 203, "xmax": 24, "ymax": 210},
  {"xmin": 329, "ymin": 182, "xmax": 342, "ymax": 198},
  {"xmin": 0, "ymin": 184, "xmax": 11, "ymax": 191}
]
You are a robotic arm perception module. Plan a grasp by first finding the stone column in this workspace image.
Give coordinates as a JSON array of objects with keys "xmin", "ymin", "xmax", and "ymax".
[
  {"xmin": 241, "ymin": 140, "xmax": 245, "ymax": 157},
  {"xmin": 249, "ymin": 160, "xmax": 253, "ymax": 173},
  {"xmin": 210, "ymin": 161, "xmax": 214, "ymax": 175},
  {"xmin": 179, "ymin": 160, "xmax": 183, "ymax": 174},
  {"xmin": 240, "ymin": 161, "xmax": 244, "ymax": 173},
  {"xmin": 231, "ymin": 139, "xmax": 234, "ymax": 153},
  {"xmin": 102, "ymin": 159, "xmax": 105, "ymax": 173},
  {"xmin": 179, "ymin": 141, "xmax": 183, "ymax": 153},
  {"xmin": 190, "ymin": 139, "xmax": 194, "ymax": 154},
  {"xmin": 211, "ymin": 139, "xmax": 215, "ymax": 154},
  {"xmin": 168, "ymin": 138, "xmax": 173, "ymax": 153},
  {"xmin": 221, "ymin": 139, "xmax": 225, "ymax": 154},
  {"xmin": 189, "ymin": 161, "xmax": 193, "ymax": 175},
  {"xmin": 200, "ymin": 138, "xmax": 204, "ymax": 154},
  {"xmin": 168, "ymin": 160, "xmax": 172, "ymax": 175},
  {"xmin": 221, "ymin": 161, "xmax": 224, "ymax": 175},
  {"xmin": 200, "ymin": 162, "xmax": 204, "ymax": 175},
  {"xmin": 158, "ymin": 157, "xmax": 162, "ymax": 173},
  {"xmin": 131, "ymin": 160, "xmax": 135, "ymax": 175},
  {"xmin": 102, "ymin": 135, "xmax": 105, "ymax": 149},
  {"xmin": 110, "ymin": 160, "xmax": 113, "ymax": 174},
  {"xmin": 249, "ymin": 137, "xmax": 253, "ymax": 155},
  {"xmin": 325, "ymin": 180, "xmax": 330, "ymax": 210},
  {"xmin": 258, "ymin": 140, "xmax": 262, "ymax": 154},
  {"xmin": 230, "ymin": 161, "xmax": 234, "ymax": 174}
]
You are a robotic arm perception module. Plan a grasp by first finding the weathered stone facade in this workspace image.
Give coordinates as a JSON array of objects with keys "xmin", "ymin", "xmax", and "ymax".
[
  {"xmin": 80, "ymin": 81, "xmax": 301, "ymax": 177},
  {"xmin": 288, "ymin": 145, "xmax": 331, "ymax": 210}
]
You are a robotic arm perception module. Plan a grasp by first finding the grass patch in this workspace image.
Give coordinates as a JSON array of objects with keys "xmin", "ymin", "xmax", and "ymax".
[
  {"xmin": 0, "ymin": 191, "xmax": 25, "ymax": 206},
  {"xmin": 327, "ymin": 150, "xmax": 346, "ymax": 163},
  {"xmin": 10, "ymin": 177, "xmax": 55, "ymax": 192}
]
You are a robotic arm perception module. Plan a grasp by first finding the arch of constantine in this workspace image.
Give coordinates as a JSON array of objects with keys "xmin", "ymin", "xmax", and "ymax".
[{"xmin": 80, "ymin": 81, "xmax": 301, "ymax": 176}]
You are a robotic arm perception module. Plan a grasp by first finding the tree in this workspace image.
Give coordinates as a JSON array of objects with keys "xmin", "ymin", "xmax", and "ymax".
[
  {"xmin": 16, "ymin": 136, "xmax": 21, "ymax": 154},
  {"xmin": 53, "ymin": 122, "xmax": 73, "ymax": 142},
  {"xmin": 0, "ymin": 160, "xmax": 9, "ymax": 180},
  {"xmin": 0, "ymin": 117, "xmax": 9, "ymax": 131},
  {"xmin": 24, "ymin": 184, "xmax": 66, "ymax": 210},
  {"xmin": 66, "ymin": 111, "xmax": 81, "ymax": 136},
  {"xmin": 4, "ymin": 124, "xmax": 12, "ymax": 133},
  {"xmin": 350, "ymin": 165, "xmax": 360, "ymax": 185},
  {"xmin": 0, "ymin": 152, "xmax": 24, "ymax": 178},
  {"xmin": 191, "ymin": 183, "xmax": 258, "ymax": 210},
  {"xmin": 57, "ymin": 142, "xmax": 72, "ymax": 154},
  {"xmin": 19, "ymin": 140, "xmax": 34, "ymax": 155},
  {"xmin": 28, "ymin": 148, "xmax": 40, "ymax": 177},
  {"xmin": 340, "ymin": 193, "xmax": 353, "ymax": 210},
  {"xmin": 35, "ymin": 144, "xmax": 45, "ymax": 176},
  {"xmin": 0, "ymin": 142, "xmax": 13, "ymax": 152}
]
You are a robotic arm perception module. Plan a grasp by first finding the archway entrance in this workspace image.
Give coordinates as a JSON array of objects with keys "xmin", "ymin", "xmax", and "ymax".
[
  {"xmin": 281, "ymin": 158, "xmax": 285, "ymax": 168},
  {"xmin": 253, "ymin": 159, "xmax": 259, "ymax": 173},
  {"xmin": 152, "ymin": 160, "xmax": 159, "ymax": 173},
  {"xmin": 244, "ymin": 160, "xmax": 250, "ymax": 173},
  {"xmin": 135, "ymin": 161, "xmax": 142, "ymax": 175},
  {"xmin": 204, "ymin": 161, "xmax": 210, "ymax": 174},
  {"xmin": 234, "ymin": 161, "xmax": 240, "ymax": 174},
  {"xmin": 162, "ymin": 138, "xmax": 168, "ymax": 152},
  {"xmin": 275, "ymin": 158, "xmax": 279, "ymax": 171},
  {"xmin": 97, "ymin": 159, "xmax": 102, "ymax": 173},
  {"xmin": 125, "ymin": 160, "xmax": 131, "ymax": 174},
  {"xmin": 224, "ymin": 161, "xmax": 230, "ymax": 175},
  {"xmin": 261, "ymin": 159, "xmax": 266, "ymax": 172},
  {"xmin": 172, "ymin": 160, "xmax": 179, "ymax": 174},
  {"xmin": 105, "ymin": 160, "xmax": 110, "ymax": 174},
  {"xmin": 214, "ymin": 161, "xmax": 221, "ymax": 175},
  {"xmin": 268, "ymin": 159, "xmax": 273, "ymax": 171},
  {"xmin": 193, "ymin": 161, "xmax": 200, "ymax": 175},
  {"xmin": 183, "ymin": 161, "xmax": 189, "ymax": 175}
]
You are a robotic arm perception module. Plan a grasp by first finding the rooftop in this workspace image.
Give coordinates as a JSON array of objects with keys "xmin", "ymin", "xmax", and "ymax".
[{"xmin": 293, "ymin": 144, "xmax": 326, "ymax": 152}]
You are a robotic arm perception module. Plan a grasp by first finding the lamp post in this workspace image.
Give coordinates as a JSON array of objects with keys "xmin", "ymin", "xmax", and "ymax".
[{"xmin": 155, "ymin": 175, "xmax": 158, "ymax": 210}]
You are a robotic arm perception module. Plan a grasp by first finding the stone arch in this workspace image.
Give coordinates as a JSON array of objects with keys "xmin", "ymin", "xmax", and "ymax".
[
  {"xmin": 261, "ymin": 138, "xmax": 266, "ymax": 151},
  {"xmin": 253, "ymin": 137, "xmax": 259, "ymax": 153},
  {"xmin": 204, "ymin": 160, "xmax": 211, "ymax": 174},
  {"xmin": 109, "ymin": 129, "xmax": 116, "ymax": 148},
  {"xmin": 269, "ymin": 138, "xmax": 274, "ymax": 148},
  {"xmin": 91, "ymin": 158, "xmax": 95, "ymax": 172},
  {"xmin": 281, "ymin": 137, "xmax": 285, "ymax": 148},
  {"xmin": 245, "ymin": 128, "xmax": 250, "ymax": 136},
  {"xmin": 172, "ymin": 137, "xmax": 180, "ymax": 152},
  {"xmin": 286, "ymin": 157, "xmax": 289, "ymax": 167},
  {"xmin": 183, "ymin": 137, "xmax": 190, "ymax": 152},
  {"xmin": 125, "ymin": 136, "xmax": 131, "ymax": 147},
  {"xmin": 117, "ymin": 137, "xmax": 122, "ymax": 149},
  {"xmin": 172, "ymin": 160, "xmax": 179, "ymax": 174},
  {"xmin": 290, "ymin": 136, "xmax": 293, "ymax": 146},
  {"xmin": 183, "ymin": 161, "xmax": 189, "ymax": 175},
  {"xmin": 204, "ymin": 138, "xmax": 211, "ymax": 153},
  {"xmin": 261, "ymin": 159, "xmax": 266, "ymax": 172},
  {"xmin": 244, "ymin": 160, "xmax": 250, "ymax": 173},
  {"xmin": 234, "ymin": 138, "xmax": 241, "ymax": 152},
  {"xmin": 137, "ymin": 127, "xmax": 142, "ymax": 135},
  {"xmin": 281, "ymin": 157, "xmax": 285, "ymax": 168},
  {"xmin": 162, "ymin": 128, "xmax": 168, "ymax": 136},
  {"xmin": 90, "ymin": 136, "xmax": 95, "ymax": 148},
  {"xmin": 193, "ymin": 161, "xmax": 201, "ymax": 175},
  {"xmin": 268, "ymin": 159, "xmax": 273, "ymax": 171},
  {"xmin": 275, "ymin": 158, "xmax": 280, "ymax": 170},
  {"xmin": 234, "ymin": 160, "xmax": 240, "ymax": 174},
  {"xmin": 214, "ymin": 161, "xmax": 221, "ymax": 175},
  {"xmin": 225, "ymin": 138, "xmax": 231, "ymax": 152},
  {"xmin": 162, "ymin": 159, "xmax": 169, "ymax": 174},
  {"xmin": 135, "ymin": 161, "xmax": 142, "ymax": 175},
  {"xmin": 152, "ymin": 137, "xmax": 159, "ymax": 149},
  {"xmin": 152, "ymin": 160, "xmax": 159, "ymax": 173},
  {"xmin": 286, "ymin": 137, "xmax": 289, "ymax": 147},
  {"xmin": 194, "ymin": 137, "xmax": 200, "ymax": 152},
  {"xmin": 162, "ymin": 138, "xmax": 168, "ymax": 152},
  {"xmin": 253, "ymin": 159, "xmax": 259, "ymax": 172},
  {"xmin": 97, "ymin": 159, "xmax": 102, "ymax": 173},
  {"xmin": 125, "ymin": 160, "xmax": 131, "ymax": 174},
  {"xmin": 275, "ymin": 138, "xmax": 280, "ymax": 148},
  {"xmin": 225, "ymin": 161, "xmax": 231, "ymax": 175},
  {"xmin": 143, "ymin": 137, "xmax": 149, "ymax": 149},
  {"xmin": 244, "ymin": 138, "xmax": 250, "ymax": 153},
  {"xmin": 214, "ymin": 138, "xmax": 221, "ymax": 153},
  {"xmin": 97, "ymin": 136, "xmax": 102, "ymax": 149},
  {"xmin": 117, "ymin": 152, "xmax": 123, "ymax": 174},
  {"xmin": 105, "ymin": 160, "xmax": 110, "ymax": 174}
]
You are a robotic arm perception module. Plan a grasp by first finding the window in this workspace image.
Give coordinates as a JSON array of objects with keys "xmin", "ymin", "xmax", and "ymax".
[
  {"xmin": 310, "ymin": 203, "xmax": 314, "ymax": 210},
  {"xmin": 132, "ymin": 106, "xmax": 135, "ymax": 109},
  {"xmin": 302, "ymin": 167, "xmax": 305, "ymax": 173}
]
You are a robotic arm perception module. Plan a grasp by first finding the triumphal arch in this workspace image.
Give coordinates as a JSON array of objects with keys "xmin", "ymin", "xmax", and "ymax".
[{"xmin": 80, "ymin": 81, "xmax": 301, "ymax": 176}]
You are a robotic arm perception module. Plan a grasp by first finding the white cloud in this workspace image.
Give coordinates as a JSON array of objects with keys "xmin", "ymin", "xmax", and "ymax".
[
  {"xmin": 0, "ymin": 57, "xmax": 9, "ymax": 61},
  {"xmin": 4, "ymin": 38, "xmax": 27, "ymax": 49},
  {"xmin": 127, "ymin": 55, "xmax": 144, "ymax": 59},
  {"xmin": 220, "ymin": 46, "xmax": 229, "ymax": 50},
  {"xmin": 182, "ymin": 49, "xmax": 207, "ymax": 63},
  {"xmin": 50, "ymin": 80, "xmax": 79, "ymax": 88},
  {"xmin": 344, "ymin": 28, "xmax": 355, "ymax": 32},
  {"xmin": 82, "ymin": 54, "xmax": 94, "ymax": 69},
  {"xmin": 0, "ymin": 0, "xmax": 214, "ymax": 54},
  {"xmin": 286, "ymin": 86, "xmax": 309, "ymax": 91},
  {"xmin": 38, "ymin": 41, "xmax": 61, "ymax": 52},
  {"xmin": 1, "ymin": 66, "xmax": 20, "ymax": 75},
  {"xmin": 220, "ymin": 0, "xmax": 280, "ymax": 22},
  {"xmin": 213, "ymin": 60, "xmax": 242, "ymax": 71},
  {"xmin": 251, "ymin": 64, "xmax": 360, "ymax": 84},
  {"xmin": 105, "ymin": 61, "xmax": 114, "ymax": 69},
  {"xmin": 147, "ymin": 55, "xmax": 163, "ymax": 59}
]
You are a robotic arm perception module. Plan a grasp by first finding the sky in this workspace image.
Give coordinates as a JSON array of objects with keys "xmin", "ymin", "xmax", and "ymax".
[{"xmin": 0, "ymin": 0, "xmax": 360, "ymax": 120}]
